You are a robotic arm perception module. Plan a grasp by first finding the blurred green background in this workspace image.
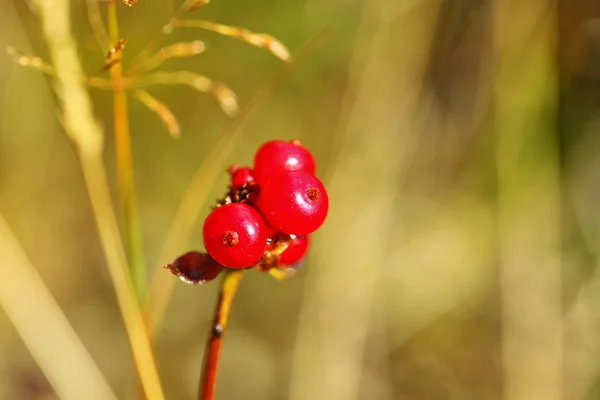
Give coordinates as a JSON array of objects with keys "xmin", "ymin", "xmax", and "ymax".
[{"xmin": 2, "ymin": 0, "xmax": 600, "ymax": 399}]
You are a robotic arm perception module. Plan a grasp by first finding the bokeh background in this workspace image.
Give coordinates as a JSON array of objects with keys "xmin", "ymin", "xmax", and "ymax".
[{"xmin": 2, "ymin": 0, "xmax": 600, "ymax": 399}]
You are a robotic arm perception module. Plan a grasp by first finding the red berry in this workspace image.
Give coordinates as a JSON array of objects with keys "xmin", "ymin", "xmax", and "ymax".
[
  {"xmin": 230, "ymin": 166, "xmax": 254, "ymax": 188},
  {"xmin": 253, "ymin": 140, "xmax": 316, "ymax": 183},
  {"xmin": 279, "ymin": 235, "xmax": 310, "ymax": 266},
  {"xmin": 251, "ymin": 171, "xmax": 328, "ymax": 236},
  {"xmin": 202, "ymin": 203, "xmax": 268, "ymax": 268}
]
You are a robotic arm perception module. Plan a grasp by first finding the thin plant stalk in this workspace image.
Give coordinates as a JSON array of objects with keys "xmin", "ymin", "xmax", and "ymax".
[
  {"xmin": 0, "ymin": 213, "xmax": 117, "ymax": 400},
  {"xmin": 107, "ymin": 0, "xmax": 147, "ymax": 300},
  {"xmin": 29, "ymin": 0, "xmax": 165, "ymax": 398},
  {"xmin": 493, "ymin": 1, "xmax": 562, "ymax": 399},
  {"xmin": 198, "ymin": 269, "xmax": 243, "ymax": 400},
  {"xmin": 288, "ymin": 2, "xmax": 439, "ymax": 398}
]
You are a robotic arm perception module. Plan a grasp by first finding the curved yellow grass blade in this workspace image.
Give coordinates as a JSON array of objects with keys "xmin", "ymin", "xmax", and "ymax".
[
  {"xmin": 181, "ymin": 0, "xmax": 210, "ymax": 13},
  {"xmin": 6, "ymin": 47, "xmax": 115, "ymax": 90},
  {"xmin": 6, "ymin": 47, "xmax": 55, "ymax": 75},
  {"xmin": 174, "ymin": 19, "xmax": 291, "ymax": 62},
  {"xmin": 85, "ymin": 0, "xmax": 110, "ymax": 52},
  {"xmin": 125, "ymin": 71, "xmax": 238, "ymax": 116},
  {"xmin": 135, "ymin": 41, "xmax": 206, "ymax": 73},
  {"xmin": 0, "ymin": 213, "xmax": 117, "ymax": 400},
  {"xmin": 134, "ymin": 90, "xmax": 181, "ymax": 137}
]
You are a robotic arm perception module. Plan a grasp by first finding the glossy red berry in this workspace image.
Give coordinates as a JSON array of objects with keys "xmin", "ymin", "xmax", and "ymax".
[
  {"xmin": 230, "ymin": 166, "xmax": 254, "ymax": 188},
  {"xmin": 251, "ymin": 171, "xmax": 328, "ymax": 236},
  {"xmin": 202, "ymin": 203, "xmax": 268, "ymax": 268},
  {"xmin": 253, "ymin": 140, "xmax": 316, "ymax": 183},
  {"xmin": 279, "ymin": 235, "xmax": 310, "ymax": 266}
]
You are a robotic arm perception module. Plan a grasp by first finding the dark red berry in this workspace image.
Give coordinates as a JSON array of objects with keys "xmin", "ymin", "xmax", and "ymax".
[
  {"xmin": 230, "ymin": 166, "xmax": 254, "ymax": 188},
  {"xmin": 279, "ymin": 235, "xmax": 310, "ymax": 266},
  {"xmin": 251, "ymin": 171, "xmax": 328, "ymax": 236},
  {"xmin": 202, "ymin": 203, "xmax": 268, "ymax": 268},
  {"xmin": 253, "ymin": 140, "xmax": 316, "ymax": 183}
]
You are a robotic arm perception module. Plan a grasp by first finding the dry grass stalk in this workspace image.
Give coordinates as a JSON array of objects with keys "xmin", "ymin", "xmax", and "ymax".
[
  {"xmin": 0, "ymin": 213, "xmax": 117, "ymax": 400},
  {"xmin": 493, "ymin": 1, "xmax": 563, "ymax": 399},
  {"xmin": 29, "ymin": 0, "xmax": 165, "ymax": 398},
  {"xmin": 289, "ymin": 1, "xmax": 440, "ymax": 398}
]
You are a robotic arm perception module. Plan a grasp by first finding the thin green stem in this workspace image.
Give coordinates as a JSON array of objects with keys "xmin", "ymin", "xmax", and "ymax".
[
  {"xmin": 107, "ymin": 0, "xmax": 147, "ymax": 300},
  {"xmin": 199, "ymin": 269, "xmax": 243, "ymax": 400}
]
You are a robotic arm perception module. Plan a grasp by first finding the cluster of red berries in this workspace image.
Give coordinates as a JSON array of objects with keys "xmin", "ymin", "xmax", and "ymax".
[{"xmin": 166, "ymin": 140, "xmax": 329, "ymax": 283}]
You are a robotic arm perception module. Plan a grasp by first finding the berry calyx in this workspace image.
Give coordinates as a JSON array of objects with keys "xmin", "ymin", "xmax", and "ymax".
[
  {"xmin": 222, "ymin": 231, "xmax": 239, "ymax": 246},
  {"xmin": 251, "ymin": 171, "xmax": 328, "ymax": 236},
  {"xmin": 253, "ymin": 140, "xmax": 316, "ymax": 183},
  {"xmin": 202, "ymin": 203, "xmax": 268, "ymax": 268},
  {"xmin": 278, "ymin": 235, "xmax": 310, "ymax": 266}
]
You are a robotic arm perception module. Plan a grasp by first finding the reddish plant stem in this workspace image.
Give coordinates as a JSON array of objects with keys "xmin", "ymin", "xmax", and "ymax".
[{"xmin": 198, "ymin": 269, "xmax": 243, "ymax": 400}]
